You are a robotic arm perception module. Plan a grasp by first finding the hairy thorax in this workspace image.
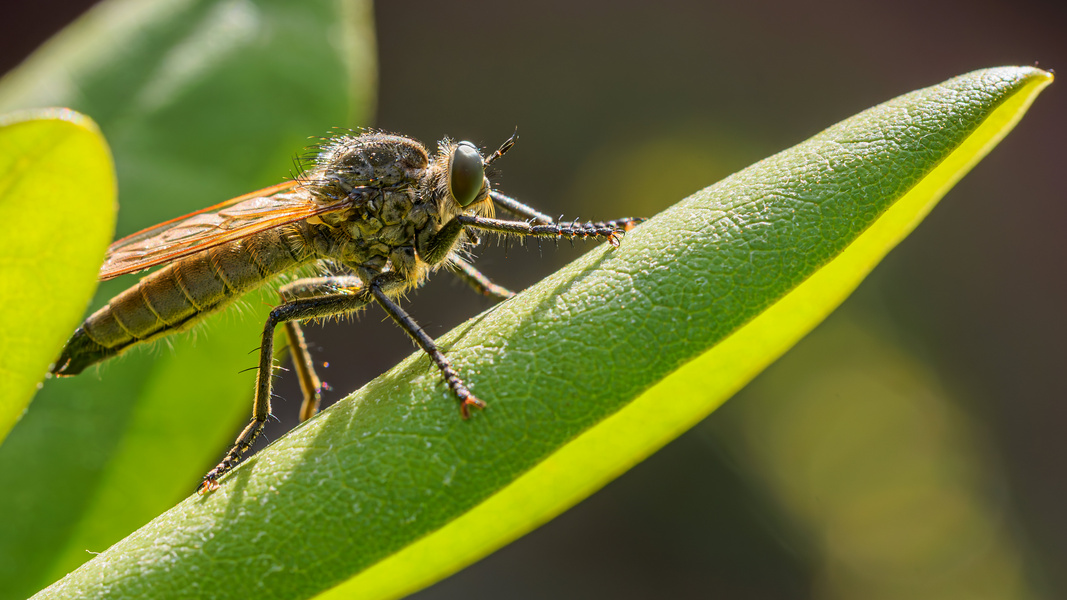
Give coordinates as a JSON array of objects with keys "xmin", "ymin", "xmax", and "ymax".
[{"xmin": 302, "ymin": 133, "xmax": 449, "ymax": 287}]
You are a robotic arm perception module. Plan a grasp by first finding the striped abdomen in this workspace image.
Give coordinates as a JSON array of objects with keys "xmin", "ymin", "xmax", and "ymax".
[{"xmin": 53, "ymin": 225, "xmax": 316, "ymax": 376}]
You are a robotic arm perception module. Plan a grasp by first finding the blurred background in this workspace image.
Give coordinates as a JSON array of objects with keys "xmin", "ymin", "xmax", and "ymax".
[{"xmin": 2, "ymin": 1, "xmax": 1063, "ymax": 598}]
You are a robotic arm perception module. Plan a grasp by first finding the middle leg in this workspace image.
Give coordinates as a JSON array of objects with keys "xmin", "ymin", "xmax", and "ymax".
[{"xmin": 368, "ymin": 275, "xmax": 486, "ymax": 419}]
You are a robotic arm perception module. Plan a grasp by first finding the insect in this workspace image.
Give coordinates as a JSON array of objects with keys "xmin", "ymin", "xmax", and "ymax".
[{"xmin": 50, "ymin": 130, "xmax": 641, "ymax": 494}]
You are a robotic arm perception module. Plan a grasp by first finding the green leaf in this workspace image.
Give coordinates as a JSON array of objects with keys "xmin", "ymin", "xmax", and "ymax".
[
  {"xmin": 0, "ymin": 1, "xmax": 376, "ymax": 598},
  {"xmin": 32, "ymin": 67, "xmax": 1051, "ymax": 600},
  {"xmin": 0, "ymin": 110, "xmax": 115, "ymax": 442}
]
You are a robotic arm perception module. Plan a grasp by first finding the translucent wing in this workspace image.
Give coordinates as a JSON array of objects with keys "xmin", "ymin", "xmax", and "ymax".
[{"xmin": 100, "ymin": 181, "xmax": 354, "ymax": 280}]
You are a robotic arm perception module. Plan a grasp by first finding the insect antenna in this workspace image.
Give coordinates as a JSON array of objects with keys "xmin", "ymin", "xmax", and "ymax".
[{"xmin": 484, "ymin": 128, "xmax": 519, "ymax": 167}]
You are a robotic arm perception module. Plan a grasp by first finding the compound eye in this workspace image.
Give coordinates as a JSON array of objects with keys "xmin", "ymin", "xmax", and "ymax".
[{"xmin": 449, "ymin": 141, "xmax": 485, "ymax": 207}]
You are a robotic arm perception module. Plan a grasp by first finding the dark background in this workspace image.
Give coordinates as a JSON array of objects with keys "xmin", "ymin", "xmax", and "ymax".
[{"xmin": 3, "ymin": 1, "xmax": 1064, "ymax": 598}]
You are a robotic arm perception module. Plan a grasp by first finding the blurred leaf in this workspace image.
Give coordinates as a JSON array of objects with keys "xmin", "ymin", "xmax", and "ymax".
[
  {"xmin": 713, "ymin": 313, "xmax": 1035, "ymax": 599},
  {"xmin": 0, "ymin": 1, "xmax": 376, "ymax": 598},
  {"xmin": 33, "ymin": 67, "xmax": 1051, "ymax": 600},
  {"xmin": 0, "ymin": 109, "xmax": 115, "ymax": 442}
]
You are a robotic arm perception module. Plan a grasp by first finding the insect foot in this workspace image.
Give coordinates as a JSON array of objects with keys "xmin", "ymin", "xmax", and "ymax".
[{"xmin": 197, "ymin": 418, "xmax": 265, "ymax": 495}]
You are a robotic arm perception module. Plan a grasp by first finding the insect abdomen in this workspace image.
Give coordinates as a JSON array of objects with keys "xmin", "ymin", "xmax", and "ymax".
[{"xmin": 53, "ymin": 226, "xmax": 313, "ymax": 376}]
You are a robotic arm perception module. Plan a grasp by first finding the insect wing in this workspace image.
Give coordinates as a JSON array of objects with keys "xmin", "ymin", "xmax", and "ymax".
[
  {"xmin": 99, "ymin": 182, "xmax": 353, "ymax": 280},
  {"xmin": 105, "ymin": 181, "xmax": 299, "ymax": 250}
]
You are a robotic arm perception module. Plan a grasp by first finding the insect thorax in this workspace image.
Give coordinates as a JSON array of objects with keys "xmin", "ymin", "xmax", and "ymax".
[{"xmin": 302, "ymin": 133, "xmax": 453, "ymax": 285}]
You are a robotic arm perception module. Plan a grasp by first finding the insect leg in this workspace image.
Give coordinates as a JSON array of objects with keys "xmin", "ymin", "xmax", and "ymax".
[
  {"xmin": 278, "ymin": 275, "xmax": 363, "ymax": 297},
  {"xmin": 489, "ymin": 190, "xmax": 554, "ymax": 224},
  {"xmin": 277, "ymin": 276, "xmax": 364, "ymax": 421},
  {"xmin": 460, "ymin": 215, "xmax": 643, "ymax": 244},
  {"xmin": 199, "ymin": 285, "xmax": 372, "ymax": 494},
  {"xmin": 281, "ymin": 321, "xmax": 321, "ymax": 422},
  {"xmin": 369, "ymin": 276, "xmax": 486, "ymax": 419},
  {"xmin": 422, "ymin": 214, "xmax": 641, "ymax": 267},
  {"xmin": 448, "ymin": 257, "xmax": 516, "ymax": 301},
  {"xmin": 490, "ymin": 190, "xmax": 645, "ymax": 234}
]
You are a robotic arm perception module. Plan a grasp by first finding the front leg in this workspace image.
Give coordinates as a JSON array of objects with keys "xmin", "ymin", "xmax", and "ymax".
[
  {"xmin": 421, "ymin": 212, "xmax": 642, "ymax": 266},
  {"xmin": 490, "ymin": 191, "xmax": 643, "ymax": 236},
  {"xmin": 489, "ymin": 190, "xmax": 554, "ymax": 224},
  {"xmin": 456, "ymin": 215, "xmax": 635, "ymax": 246}
]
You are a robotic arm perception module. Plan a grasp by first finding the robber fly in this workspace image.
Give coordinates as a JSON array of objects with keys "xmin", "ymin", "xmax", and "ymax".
[{"xmin": 50, "ymin": 130, "xmax": 641, "ymax": 494}]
